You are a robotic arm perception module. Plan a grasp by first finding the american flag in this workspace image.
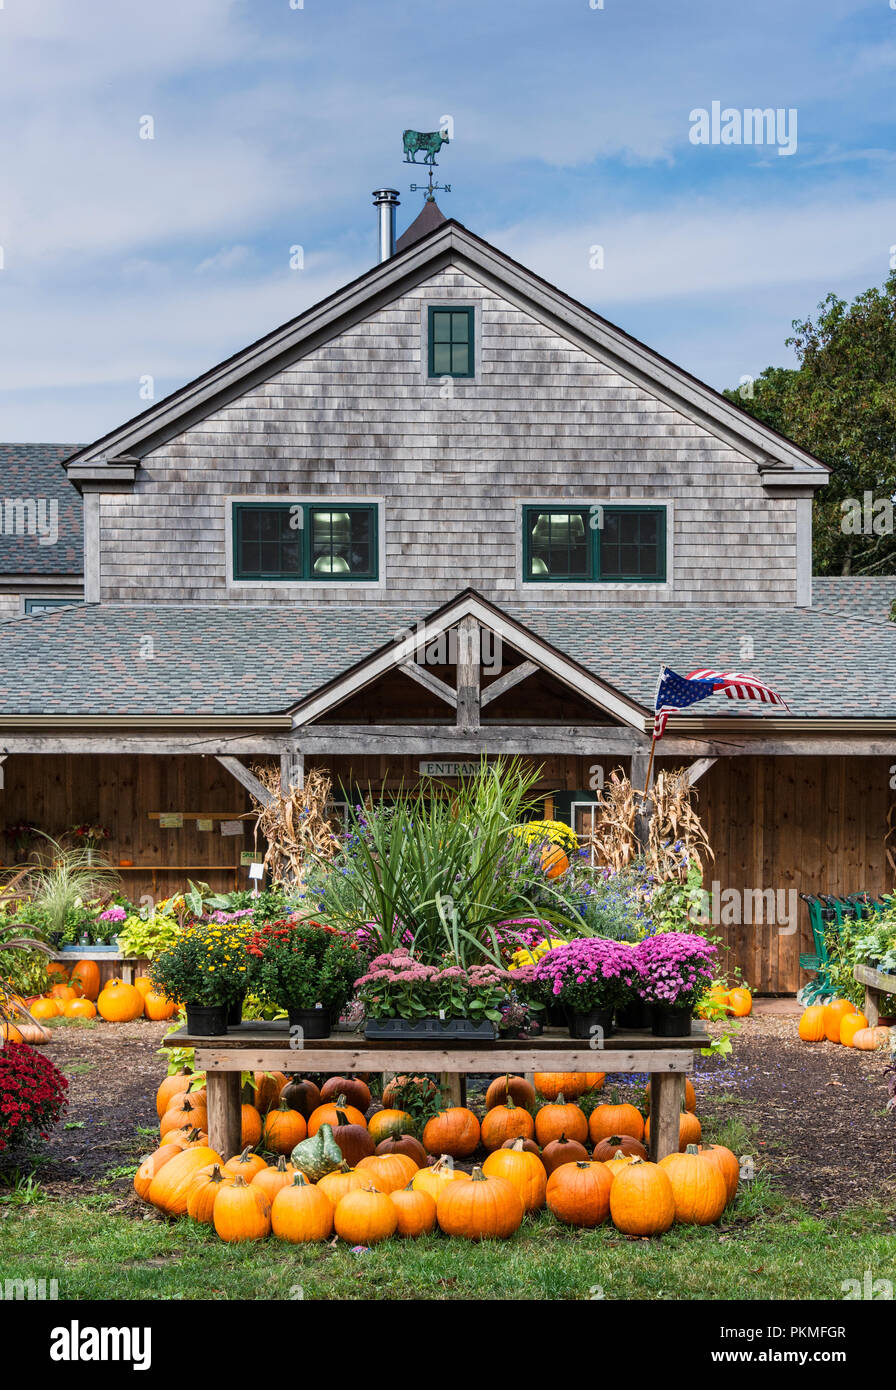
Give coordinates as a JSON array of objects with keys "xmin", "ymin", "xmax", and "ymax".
[{"xmin": 653, "ymin": 666, "xmax": 789, "ymax": 738}]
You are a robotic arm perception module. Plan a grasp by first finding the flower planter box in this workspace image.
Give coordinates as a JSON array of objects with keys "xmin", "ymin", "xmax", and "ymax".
[
  {"xmin": 57, "ymin": 943, "xmax": 120, "ymax": 954},
  {"xmin": 364, "ymin": 1017, "xmax": 497, "ymax": 1041}
]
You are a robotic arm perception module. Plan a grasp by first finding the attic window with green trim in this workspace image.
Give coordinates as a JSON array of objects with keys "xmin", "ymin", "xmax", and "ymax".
[
  {"xmin": 428, "ymin": 306, "xmax": 474, "ymax": 378},
  {"xmin": 233, "ymin": 503, "xmax": 377, "ymax": 581},
  {"xmin": 523, "ymin": 505, "xmax": 666, "ymax": 582}
]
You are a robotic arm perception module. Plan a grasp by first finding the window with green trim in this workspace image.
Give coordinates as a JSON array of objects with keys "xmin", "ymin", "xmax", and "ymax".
[
  {"xmin": 232, "ymin": 503, "xmax": 377, "ymax": 581},
  {"xmin": 23, "ymin": 598, "xmax": 81, "ymax": 614},
  {"xmin": 523, "ymin": 505, "xmax": 666, "ymax": 583},
  {"xmin": 428, "ymin": 306, "xmax": 474, "ymax": 378}
]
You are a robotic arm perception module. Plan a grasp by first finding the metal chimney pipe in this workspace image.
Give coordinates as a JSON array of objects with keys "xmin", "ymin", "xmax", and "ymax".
[{"xmin": 372, "ymin": 188, "xmax": 400, "ymax": 262}]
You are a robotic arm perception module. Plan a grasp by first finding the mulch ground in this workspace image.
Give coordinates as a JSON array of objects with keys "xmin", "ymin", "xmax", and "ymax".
[{"xmin": 4, "ymin": 1011, "xmax": 895, "ymax": 1215}]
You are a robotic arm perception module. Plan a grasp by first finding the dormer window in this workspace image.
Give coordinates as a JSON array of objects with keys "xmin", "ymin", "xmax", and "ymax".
[
  {"xmin": 523, "ymin": 504, "xmax": 666, "ymax": 583},
  {"xmin": 428, "ymin": 306, "xmax": 474, "ymax": 378}
]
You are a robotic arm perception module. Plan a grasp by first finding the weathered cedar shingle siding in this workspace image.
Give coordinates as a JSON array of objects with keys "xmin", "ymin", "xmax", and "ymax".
[{"xmin": 98, "ymin": 268, "xmax": 797, "ymax": 606}]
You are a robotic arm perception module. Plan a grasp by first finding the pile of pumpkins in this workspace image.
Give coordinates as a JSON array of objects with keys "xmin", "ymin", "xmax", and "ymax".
[
  {"xmin": 134, "ymin": 1068, "xmax": 739, "ymax": 1243},
  {"xmin": 22, "ymin": 962, "xmax": 177, "ymax": 1025},
  {"xmin": 798, "ymin": 998, "xmax": 892, "ymax": 1051}
]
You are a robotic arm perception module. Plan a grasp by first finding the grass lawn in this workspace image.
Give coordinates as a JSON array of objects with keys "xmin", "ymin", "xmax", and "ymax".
[{"xmin": 2, "ymin": 1180, "xmax": 895, "ymax": 1301}]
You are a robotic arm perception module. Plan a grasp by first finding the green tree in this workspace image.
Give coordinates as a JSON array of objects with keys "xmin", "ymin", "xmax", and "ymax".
[{"xmin": 723, "ymin": 271, "xmax": 896, "ymax": 575}]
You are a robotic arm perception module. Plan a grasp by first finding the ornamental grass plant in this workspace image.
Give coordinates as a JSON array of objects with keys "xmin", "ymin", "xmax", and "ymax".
[{"xmin": 316, "ymin": 759, "xmax": 575, "ymax": 965}]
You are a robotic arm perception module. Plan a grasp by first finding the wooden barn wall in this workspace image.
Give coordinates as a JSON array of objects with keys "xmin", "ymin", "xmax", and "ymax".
[
  {"xmin": 98, "ymin": 265, "xmax": 799, "ymax": 608},
  {"xmin": 1, "ymin": 754, "xmax": 275, "ymax": 905},
  {"xmin": 4, "ymin": 752, "xmax": 891, "ymax": 993}
]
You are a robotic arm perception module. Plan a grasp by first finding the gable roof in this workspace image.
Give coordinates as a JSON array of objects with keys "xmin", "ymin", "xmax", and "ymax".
[
  {"xmin": 0, "ymin": 444, "xmax": 84, "ymax": 576},
  {"xmin": 289, "ymin": 588, "xmax": 647, "ymax": 730},
  {"xmin": 0, "ymin": 586, "xmax": 893, "ymax": 723},
  {"xmin": 62, "ymin": 220, "xmax": 829, "ymax": 488}
]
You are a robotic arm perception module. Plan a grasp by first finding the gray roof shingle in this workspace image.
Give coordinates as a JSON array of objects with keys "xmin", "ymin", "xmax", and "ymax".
[
  {"xmin": 0, "ymin": 590, "xmax": 894, "ymax": 720},
  {"xmin": 0, "ymin": 444, "xmax": 83, "ymax": 575}
]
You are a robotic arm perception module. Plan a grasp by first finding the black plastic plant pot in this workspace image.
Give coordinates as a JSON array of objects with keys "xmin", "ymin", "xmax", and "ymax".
[
  {"xmin": 185, "ymin": 1004, "xmax": 228, "ymax": 1036},
  {"xmin": 287, "ymin": 1007, "xmax": 332, "ymax": 1039},
  {"xmin": 616, "ymin": 999, "xmax": 654, "ymax": 1031},
  {"xmin": 568, "ymin": 1007, "xmax": 615, "ymax": 1040},
  {"xmin": 226, "ymin": 996, "xmax": 245, "ymax": 1027},
  {"xmin": 650, "ymin": 1005, "xmax": 692, "ymax": 1037},
  {"xmin": 364, "ymin": 1017, "xmax": 497, "ymax": 1041}
]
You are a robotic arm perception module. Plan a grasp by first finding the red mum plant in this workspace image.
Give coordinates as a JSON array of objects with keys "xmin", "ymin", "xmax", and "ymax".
[{"xmin": 0, "ymin": 1042, "xmax": 68, "ymax": 1152}]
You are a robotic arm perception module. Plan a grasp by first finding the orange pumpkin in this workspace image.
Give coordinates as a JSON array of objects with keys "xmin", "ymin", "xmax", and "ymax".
[
  {"xmin": 133, "ymin": 977, "xmax": 154, "ymax": 999},
  {"xmin": 213, "ymin": 1176, "xmax": 271, "ymax": 1242},
  {"xmin": 317, "ymin": 1165, "xmax": 367, "ymax": 1205},
  {"xmin": 143, "ymin": 991, "xmax": 177, "ymax": 1021},
  {"xmin": 534, "ymin": 1094, "xmax": 588, "ymax": 1147},
  {"xmin": 69, "ymin": 960, "xmax": 101, "ymax": 1001},
  {"xmin": 823, "ymin": 998, "xmax": 856, "ymax": 1043},
  {"xmin": 389, "ymin": 1183, "xmax": 437, "ymax": 1237},
  {"xmin": 186, "ymin": 1164, "xmax": 227, "ymax": 1224},
  {"xmin": 482, "ymin": 1139, "xmax": 547, "ymax": 1212},
  {"xmin": 484, "ymin": 1074, "xmax": 538, "ymax": 1112},
  {"xmin": 726, "ymin": 987, "xmax": 752, "ymax": 1017},
  {"xmin": 534, "ymin": 1072, "xmax": 604, "ymax": 1101},
  {"xmin": 798, "ymin": 1004, "xmax": 826, "ymax": 1042},
  {"xmin": 134, "ymin": 1143, "xmax": 183, "ymax": 1201},
  {"xmin": 588, "ymin": 1099, "xmax": 645, "ymax": 1146},
  {"xmin": 608, "ymin": 1158, "xmax": 675, "ymax": 1235},
  {"xmin": 262, "ymin": 1104, "xmax": 308, "ymax": 1156},
  {"xmin": 480, "ymin": 1100, "xmax": 536, "ymax": 1152},
  {"xmin": 241, "ymin": 1104, "xmax": 263, "ymax": 1148},
  {"xmin": 251, "ymin": 1156, "xmax": 298, "ymax": 1205},
  {"xmin": 307, "ymin": 1098, "xmax": 367, "ymax": 1136},
  {"xmin": 436, "ymin": 1166, "xmax": 524, "ymax": 1240},
  {"xmin": 0, "ymin": 1021, "xmax": 23, "ymax": 1043},
  {"xmin": 355, "ymin": 1153, "xmax": 418, "ymax": 1194},
  {"xmin": 147, "ymin": 1145, "xmax": 222, "ymax": 1216},
  {"xmin": 156, "ymin": 1068, "xmax": 194, "ymax": 1118},
  {"xmin": 546, "ymin": 1160, "xmax": 613, "ymax": 1227},
  {"xmin": 97, "ymin": 980, "xmax": 145, "ymax": 1022},
  {"xmin": 49, "ymin": 984, "xmax": 78, "ymax": 1002},
  {"xmin": 840, "ymin": 1011, "xmax": 869, "ymax": 1047},
  {"xmin": 30, "ymin": 998, "xmax": 62, "ymax": 1020},
  {"xmin": 221, "ymin": 1145, "xmax": 267, "ymax": 1182},
  {"xmin": 698, "ymin": 1143, "xmax": 740, "ymax": 1204},
  {"xmin": 541, "ymin": 845, "xmax": 569, "ymax": 879},
  {"xmin": 411, "ymin": 1155, "xmax": 472, "ymax": 1201},
  {"xmin": 63, "ymin": 998, "xmax": 97, "ymax": 1019},
  {"xmin": 422, "ymin": 1107, "xmax": 481, "ymax": 1159},
  {"xmin": 659, "ymin": 1144, "xmax": 728, "ymax": 1224}
]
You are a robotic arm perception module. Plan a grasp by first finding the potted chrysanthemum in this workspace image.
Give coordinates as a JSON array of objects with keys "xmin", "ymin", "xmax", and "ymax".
[
  {"xmin": 532, "ymin": 937, "xmax": 642, "ymax": 1038},
  {"xmin": 635, "ymin": 931, "xmax": 718, "ymax": 1036},
  {"xmin": 244, "ymin": 919, "xmax": 364, "ymax": 1038}
]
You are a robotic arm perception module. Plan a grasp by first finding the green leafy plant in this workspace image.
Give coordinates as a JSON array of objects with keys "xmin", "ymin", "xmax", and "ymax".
[
  {"xmin": 116, "ymin": 911, "xmax": 181, "ymax": 961},
  {"xmin": 317, "ymin": 758, "xmax": 573, "ymax": 965}
]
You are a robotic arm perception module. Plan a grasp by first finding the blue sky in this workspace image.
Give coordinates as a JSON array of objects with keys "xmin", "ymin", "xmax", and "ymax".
[{"xmin": 1, "ymin": 0, "xmax": 894, "ymax": 441}]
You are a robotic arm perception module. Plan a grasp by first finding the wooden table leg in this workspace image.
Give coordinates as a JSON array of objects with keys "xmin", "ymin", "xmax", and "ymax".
[
  {"xmin": 864, "ymin": 985, "xmax": 880, "ymax": 1028},
  {"xmin": 648, "ymin": 1072, "xmax": 681, "ymax": 1161},
  {"xmin": 206, "ymin": 1071, "xmax": 242, "ymax": 1161},
  {"xmin": 441, "ymin": 1072, "xmax": 463, "ymax": 1107}
]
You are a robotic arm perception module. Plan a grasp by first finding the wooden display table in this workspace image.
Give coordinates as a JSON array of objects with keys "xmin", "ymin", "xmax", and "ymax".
[
  {"xmin": 168, "ymin": 1022, "xmax": 707, "ymax": 1164},
  {"xmin": 854, "ymin": 963, "xmax": 896, "ymax": 1027},
  {"xmin": 53, "ymin": 950, "xmax": 144, "ymax": 985}
]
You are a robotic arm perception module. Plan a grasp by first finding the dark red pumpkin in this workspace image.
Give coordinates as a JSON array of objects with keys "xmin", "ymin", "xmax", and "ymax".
[
  {"xmin": 319, "ymin": 1075, "xmax": 372, "ymax": 1113},
  {"xmin": 484, "ymin": 1074, "xmax": 537, "ymax": 1112},
  {"xmin": 500, "ymin": 1136, "xmax": 542, "ymax": 1157},
  {"xmin": 375, "ymin": 1134, "xmax": 428, "ymax": 1167},
  {"xmin": 332, "ymin": 1109, "xmax": 375, "ymax": 1167},
  {"xmin": 279, "ymin": 1077, "xmax": 321, "ymax": 1120},
  {"xmin": 540, "ymin": 1133, "xmax": 590, "ymax": 1175},
  {"xmin": 592, "ymin": 1133, "xmax": 648, "ymax": 1162}
]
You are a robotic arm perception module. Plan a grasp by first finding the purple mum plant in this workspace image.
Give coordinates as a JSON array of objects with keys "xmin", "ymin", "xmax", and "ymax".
[
  {"xmin": 635, "ymin": 932, "xmax": 717, "ymax": 1009},
  {"xmin": 533, "ymin": 937, "xmax": 643, "ymax": 1014}
]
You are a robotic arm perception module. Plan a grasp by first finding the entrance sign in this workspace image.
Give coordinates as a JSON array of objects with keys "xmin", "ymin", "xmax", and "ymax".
[{"xmin": 419, "ymin": 760, "xmax": 478, "ymax": 778}]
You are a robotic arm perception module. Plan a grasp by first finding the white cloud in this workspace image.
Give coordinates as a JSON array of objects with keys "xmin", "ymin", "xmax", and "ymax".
[{"xmin": 196, "ymin": 245, "xmax": 254, "ymax": 274}]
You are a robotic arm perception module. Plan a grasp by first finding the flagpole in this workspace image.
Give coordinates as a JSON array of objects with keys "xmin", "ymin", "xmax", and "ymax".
[{"xmin": 643, "ymin": 734, "xmax": 657, "ymax": 797}]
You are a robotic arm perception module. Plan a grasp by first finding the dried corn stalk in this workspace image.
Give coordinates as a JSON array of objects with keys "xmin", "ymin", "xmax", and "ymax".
[
  {"xmin": 587, "ymin": 766, "xmax": 713, "ymax": 881},
  {"xmin": 587, "ymin": 769, "xmax": 640, "ymax": 873},
  {"xmin": 647, "ymin": 768, "xmax": 713, "ymax": 880},
  {"xmin": 249, "ymin": 764, "xmax": 339, "ymax": 888}
]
